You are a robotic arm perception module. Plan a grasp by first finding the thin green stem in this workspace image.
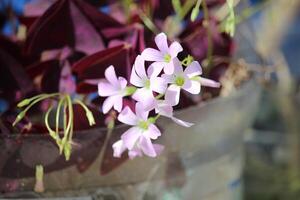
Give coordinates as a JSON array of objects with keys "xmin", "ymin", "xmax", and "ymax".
[
  {"xmin": 55, "ymin": 95, "xmax": 66, "ymax": 135},
  {"xmin": 138, "ymin": 11, "xmax": 159, "ymax": 34},
  {"xmin": 13, "ymin": 93, "xmax": 60, "ymax": 126},
  {"xmin": 179, "ymin": 0, "xmax": 197, "ymax": 20}
]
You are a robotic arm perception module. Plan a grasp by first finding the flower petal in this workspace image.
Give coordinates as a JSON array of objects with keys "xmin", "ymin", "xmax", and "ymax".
[
  {"xmin": 118, "ymin": 77, "xmax": 127, "ymax": 89},
  {"xmin": 171, "ymin": 116, "xmax": 194, "ymax": 127},
  {"xmin": 155, "ymin": 100, "xmax": 173, "ymax": 117},
  {"xmin": 199, "ymin": 77, "xmax": 221, "ymax": 88},
  {"xmin": 134, "ymin": 55, "xmax": 147, "ymax": 79},
  {"xmin": 98, "ymin": 81, "xmax": 118, "ymax": 96},
  {"xmin": 144, "ymin": 124, "xmax": 161, "ymax": 139},
  {"xmin": 139, "ymin": 136, "xmax": 157, "ymax": 157},
  {"xmin": 182, "ymin": 80, "xmax": 201, "ymax": 94},
  {"xmin": 130, "ymin": 67, "xmax": 144, "ymax": 87},
  {"xmin": 112, "ymin": 140, "xmax": 127, "ymax": 158},
  {"xmin": 135, "ymin": 102, "xmax": 149, "ymax": 121},
  {"xmin": 132, "ymin": 88, "xmax": 155, "ymax": 111},
  {"xmin": 184, "ymin": 61, "xmax": 202, "ymax": 78},
  {"xmin": 150, "ymin": 77, "xmax": 167, "ymax": 94},
  {"xmin": 155, "ymin": 32, "xmax": 169, "ymax": 53},
  {"xmin": 141, "ymin": 48, "xmax": 164, "ymax": 61},
  {"xmin": 113, "ymin": 95, "xmax": 123, "ymax": 112},
  {"xmin": 173, "ymin": 58, "xmax": 184, "ymax": 74},
  {"xmin": 169, "ymin": 41, "xmax": 183, "ymax": 58},
  {"xmin": 104, "ymin": 65, "xmax": 119, "ymax": 86},
  {"xmin": 165, "ymin": 85, "xmax": 181, "ymax": 106},
  {"xmin": 161, "ymin": 74, "xmax": 174, "ymax": 84},
  {"xmin": 102, "ymin": 96, "xmax": 116, "ymax": 114},
  {"xmin": 128, "ymin": 147, "xmax": 143, "ymax": 159},
  {"xmin": 164, "ymin": 60, "xmax": 175, "ymax": 74},
  {"xmin": 118, "ymin": 106, "xmax": 138, "ymax": 125},
  {"xmin": 147, "ymin": 62, "xmax": 164, "ymax": 78},
  {"xmin": 121, "ymin": 127, "xmax": 141, "ymax": 150}
]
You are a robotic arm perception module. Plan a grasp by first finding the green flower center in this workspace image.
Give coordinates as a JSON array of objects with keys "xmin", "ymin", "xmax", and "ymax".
[
  {"xmin": 164, "ymin": 54, "xmax": 171, "ymax": 63},
  {"xmin": 144, "ymin": 79, "xmax": 151, "ymax": 89},
  {"xmin": 138, "ymin": 121, "xmax": 149, "ymax": 130},
  {"xmin": 125, "ymin": 86, "xmax": 137, "ymax": 96},
  {"xmin": 175, "ymin": 76, "xmax": 185, "ymax": 87}
]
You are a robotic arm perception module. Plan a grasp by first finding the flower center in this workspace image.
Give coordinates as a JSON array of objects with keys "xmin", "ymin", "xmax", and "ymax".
[
  {"xmin": 144, "ymin": 79, "xmax": 151, "ymax": 89},
  {"xmin": 175, "ymin": 76, "xmax": 185, "ymax": 87},
  {"xmin": 164, "ymin": 54, "xmax": 171, "ymax": 63},
  {"xmin": 138, "ymin": 121, "xmax": 149, "ymax": 130},
  {"xmin": 125, "ymin": 86, "xmax": 137, "ymax": 96}
]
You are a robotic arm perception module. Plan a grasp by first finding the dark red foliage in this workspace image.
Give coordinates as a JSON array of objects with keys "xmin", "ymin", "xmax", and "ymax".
[
  {"xmin": 73, "ymin": 44, "xmax": 132, "ymax": 94},
  {"xmin": 179, "ymin": 18, "xmax": 233, "ymax": 64},
  {"xmin": 24, "ymin": 0, "xmax": 123, "ymax": 57}
]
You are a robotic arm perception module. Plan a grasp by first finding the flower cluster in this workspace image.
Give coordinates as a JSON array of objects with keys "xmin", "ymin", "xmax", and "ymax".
[{"xmin": 98, "ymin": 33, "xmax": 220, "ymax": 159}]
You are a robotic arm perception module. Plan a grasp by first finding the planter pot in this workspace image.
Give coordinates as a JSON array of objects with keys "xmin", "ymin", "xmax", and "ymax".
[{"xmin": 0, "ymin": 79, "xmax": 261, "ymax": 200}]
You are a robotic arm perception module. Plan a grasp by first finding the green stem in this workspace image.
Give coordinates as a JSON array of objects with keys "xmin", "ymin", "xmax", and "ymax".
[
  {"xmin": 138, "ymin": 11, "xmax": 159, "ymax": 34},
  {"xmin": 55, "ymin": 95, "xmax": 66, "ymax": 135},
  {"xmin": 179, "ymin": 0, "xmax": 197, "ymax": 20},
  {"xmin": 13, "ymin": 93, "xmax": 60, "ymax": 126}
]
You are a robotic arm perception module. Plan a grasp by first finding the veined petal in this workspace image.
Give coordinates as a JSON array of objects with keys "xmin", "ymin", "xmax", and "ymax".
[
  {"xmin": 199, "ymin": 77, "xmax": 221, "ymax": 88},
  {"xmin": 134, "ymin": 55, "xmax": 147, "ymax": 79},
  {"xmin": 150, "ymin": 77, "xmax": 167, "ymax": 94},
  {"xmin": 112, "ymin": 140, "xmax": 127, "ymax": 158},
  {"xmin": 135, "ymin": 102, "xmax": 149, "ymax": 121},
  {"xmin": 184, "ymin": 61, "xmax": 202, "ymax": 77},
  {"xmin": 155, "ymin": 32, "xmax": 169, "ymax": 53},
  {"xmin": 139, "ymin": 136, "xmax": 157, "ymax": 157},
  {"xmin": 148, "ymin": 62, "xmax": 164, "ymax": 78},
  {"xmin": 165, "ymin": 84, "xmax": 181, "ymax": 106},
  {"xmin": 105, "ymin": 65, "xmax": 119, "ymax": 86},
  {"xmin": 141, "ymin": 48, "xmax": 164, "ymax": 61},
  {"xmin": 182, "ymin": 80, "xmax": 200, "ymax": 94},
  {"xmin": 169, "ymin": 41, "xmax": 183, "ymax": 58},
  {"xmin": 144, "ymin": 124, "xmax": 161, "ymax": 139},
  {"xmin": 121, "ymin": 127, "xmax": 141, "ymax": 150},
  {"xmin": 102, "ymin": 95, "xmax": 116, "ymax": 114},
  {"xmin": 118, "ymin": 106, "xmax": 138, "ymax": 125},
  {"xmin": 98, "ymin": 81, "xmax": 118, "ymax": 96},
  {"xmin": 171, "ymin": 116, "xmax": 194, "ymax": 127}
]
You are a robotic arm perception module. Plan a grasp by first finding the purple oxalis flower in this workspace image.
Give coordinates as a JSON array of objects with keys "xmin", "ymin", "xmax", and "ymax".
[
  {"xmin": 141, "ymin": 32, "xmax": 183, "ymax": 74},
  {"xmin": 162, "ymin": 58, "xmax": 203, "ymax": 106},
  {"xmin": 130, "ymin": 55, "xmax": 167, "ymax": 109},
  {"xmin": 115, "ymin": 103, "xmax": 163, "ymax": 158},
  {"xmin": 98, "ymin": 65, "xmax": 128, "ymax": 114}
]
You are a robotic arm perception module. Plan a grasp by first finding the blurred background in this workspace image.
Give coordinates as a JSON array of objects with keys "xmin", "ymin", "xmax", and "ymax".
[{"xmin": 0, "ymin": 0, "xmax": 300, "ymax": 199}]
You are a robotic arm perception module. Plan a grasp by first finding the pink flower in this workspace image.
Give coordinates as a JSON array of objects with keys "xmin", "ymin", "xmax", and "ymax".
[
  {"xmin": 112, "ymin": 139, "xmax": 164, "ymax": 159},
  {"xmin": 153, "ymin": 99, "xmax": 194, "ymax": 128},
  {"xmin": 141, "ymin": 32, "xmax": 183, "ymax": 74},
  {"xmin": 130, "ymin": 55, "xmax": 167, "ymax": 108},
  {"xmin": 117, "ymin": 103, "xmax": 163, "ymax": 158},
  {"xmin": 162, "ymin": 59, "xmax": 203, "ymax": 106},
  {"xmin": 98, "ymin": 66, "xmax": 128, "ymax": 114}
]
